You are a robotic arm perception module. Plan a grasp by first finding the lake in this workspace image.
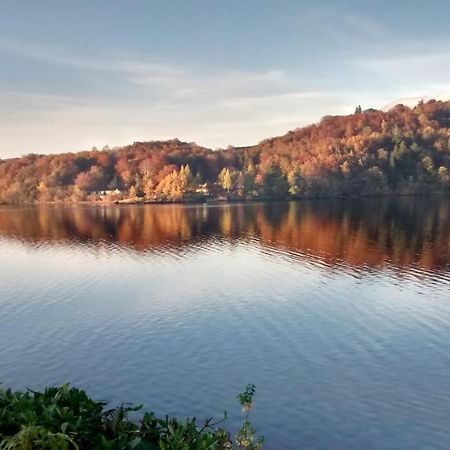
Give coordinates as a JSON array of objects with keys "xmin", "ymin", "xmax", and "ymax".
[{"xmin": 0, "ymin": 198, "xmax": 449, "ymax": 449}]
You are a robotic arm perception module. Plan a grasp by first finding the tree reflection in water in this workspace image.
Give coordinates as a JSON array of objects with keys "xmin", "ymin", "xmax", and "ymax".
[{"xmin": 0, "ymin": 198, "xmax": 448, "ymax": 273}]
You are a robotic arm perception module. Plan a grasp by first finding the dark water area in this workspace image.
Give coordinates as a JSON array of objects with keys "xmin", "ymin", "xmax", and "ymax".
[{"xmin": 0, "ymin": 198, "xmax": 449, "ymax": 449}]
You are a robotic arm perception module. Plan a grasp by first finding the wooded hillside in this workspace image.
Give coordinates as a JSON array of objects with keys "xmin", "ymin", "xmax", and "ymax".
[{"xmin": 1, "ymin": 99, "xmax": 449, "ymax": 203}]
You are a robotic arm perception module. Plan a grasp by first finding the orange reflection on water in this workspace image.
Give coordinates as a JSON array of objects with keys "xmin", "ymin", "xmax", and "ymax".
[{"xmin": 0, "ymin": 198, "xmax": 448, "ymax": 273}]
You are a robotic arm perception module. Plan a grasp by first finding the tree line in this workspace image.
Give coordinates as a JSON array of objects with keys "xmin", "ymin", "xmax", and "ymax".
[{"xmin": 0, "ymin": 99, "xmax": 449, "ymax": 204}]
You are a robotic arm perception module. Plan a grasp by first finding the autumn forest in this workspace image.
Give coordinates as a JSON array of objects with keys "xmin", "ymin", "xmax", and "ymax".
[{"xmin": 1, "ymin": 99, "xmax": 450, "ymax": 204}]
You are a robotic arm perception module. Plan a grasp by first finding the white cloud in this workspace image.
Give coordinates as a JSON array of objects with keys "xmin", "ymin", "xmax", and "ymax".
[
  {"xmin": 0, "ymin": 39, "xmax": 285, "ymax": 94},
  {"xmin": 360, "ymin": 52, "xmax": 450, "ymax": 72},
  {"xmin": 352, "ymin": 46, "xmax": 450, "ymax": 105},
  {"xmin": 0, "ymin": 83, "xmax": 377, "ymax": 157},
  {"xmin": 294, "ymin": 10, "xmax": 391, "ymax": 49},
  {"xmin": 1, "ymin": 33, "xmax": 449, "ymax": 158},
  {"xmin": 0, "ymin": 40, "xmax": 328, "ymax": 156}
]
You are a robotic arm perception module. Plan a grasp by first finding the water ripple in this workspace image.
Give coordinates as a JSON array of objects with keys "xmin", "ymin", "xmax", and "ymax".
[{"xmin": 0, "ymin": 200, "xmax": 449, "ymax": 449}]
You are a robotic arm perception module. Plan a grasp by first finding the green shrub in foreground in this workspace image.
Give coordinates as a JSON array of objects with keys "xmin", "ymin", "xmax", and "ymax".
[{"xmin": 0, "ymin": 384, "xmax": 263, "ymax": 450}]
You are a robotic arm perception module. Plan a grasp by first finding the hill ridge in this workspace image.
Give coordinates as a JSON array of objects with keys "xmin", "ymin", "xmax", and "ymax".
[{"xmin": 1, "ymin": 99, "xmax": 449, "ymax": 203}]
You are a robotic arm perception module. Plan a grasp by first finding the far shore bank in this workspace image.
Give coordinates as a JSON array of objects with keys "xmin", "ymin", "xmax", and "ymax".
[{"xmin": 0, "ymin": 191, "xmax": 448, "ymax": 208}]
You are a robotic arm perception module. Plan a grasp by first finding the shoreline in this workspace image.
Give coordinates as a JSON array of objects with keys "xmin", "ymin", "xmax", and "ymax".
[{"xmin": 0, "ymin": 191, "xmax": 448, "ymax": 207}]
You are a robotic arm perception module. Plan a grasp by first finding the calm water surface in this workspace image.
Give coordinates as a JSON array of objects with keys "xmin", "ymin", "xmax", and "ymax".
[{"xmin": 0, "ymin": 199, "xmax": 449, "ymax": 449}]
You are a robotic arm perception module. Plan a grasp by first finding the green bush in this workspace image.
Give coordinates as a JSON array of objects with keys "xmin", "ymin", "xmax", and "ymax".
[{"xmin": 0, "ymin": 384, "xmax": 263, "ymax": 450}]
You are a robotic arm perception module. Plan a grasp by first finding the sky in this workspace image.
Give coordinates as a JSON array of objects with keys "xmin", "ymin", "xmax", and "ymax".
[{"xmin": 1, "ymin": 0, "xmax": 450, "ymax": 158}]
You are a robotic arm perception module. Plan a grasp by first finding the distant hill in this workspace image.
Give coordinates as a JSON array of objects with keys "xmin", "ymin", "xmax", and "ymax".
[{"xmin": 0, "ymin": 99, "xmax": 449, "ymax": 204}]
